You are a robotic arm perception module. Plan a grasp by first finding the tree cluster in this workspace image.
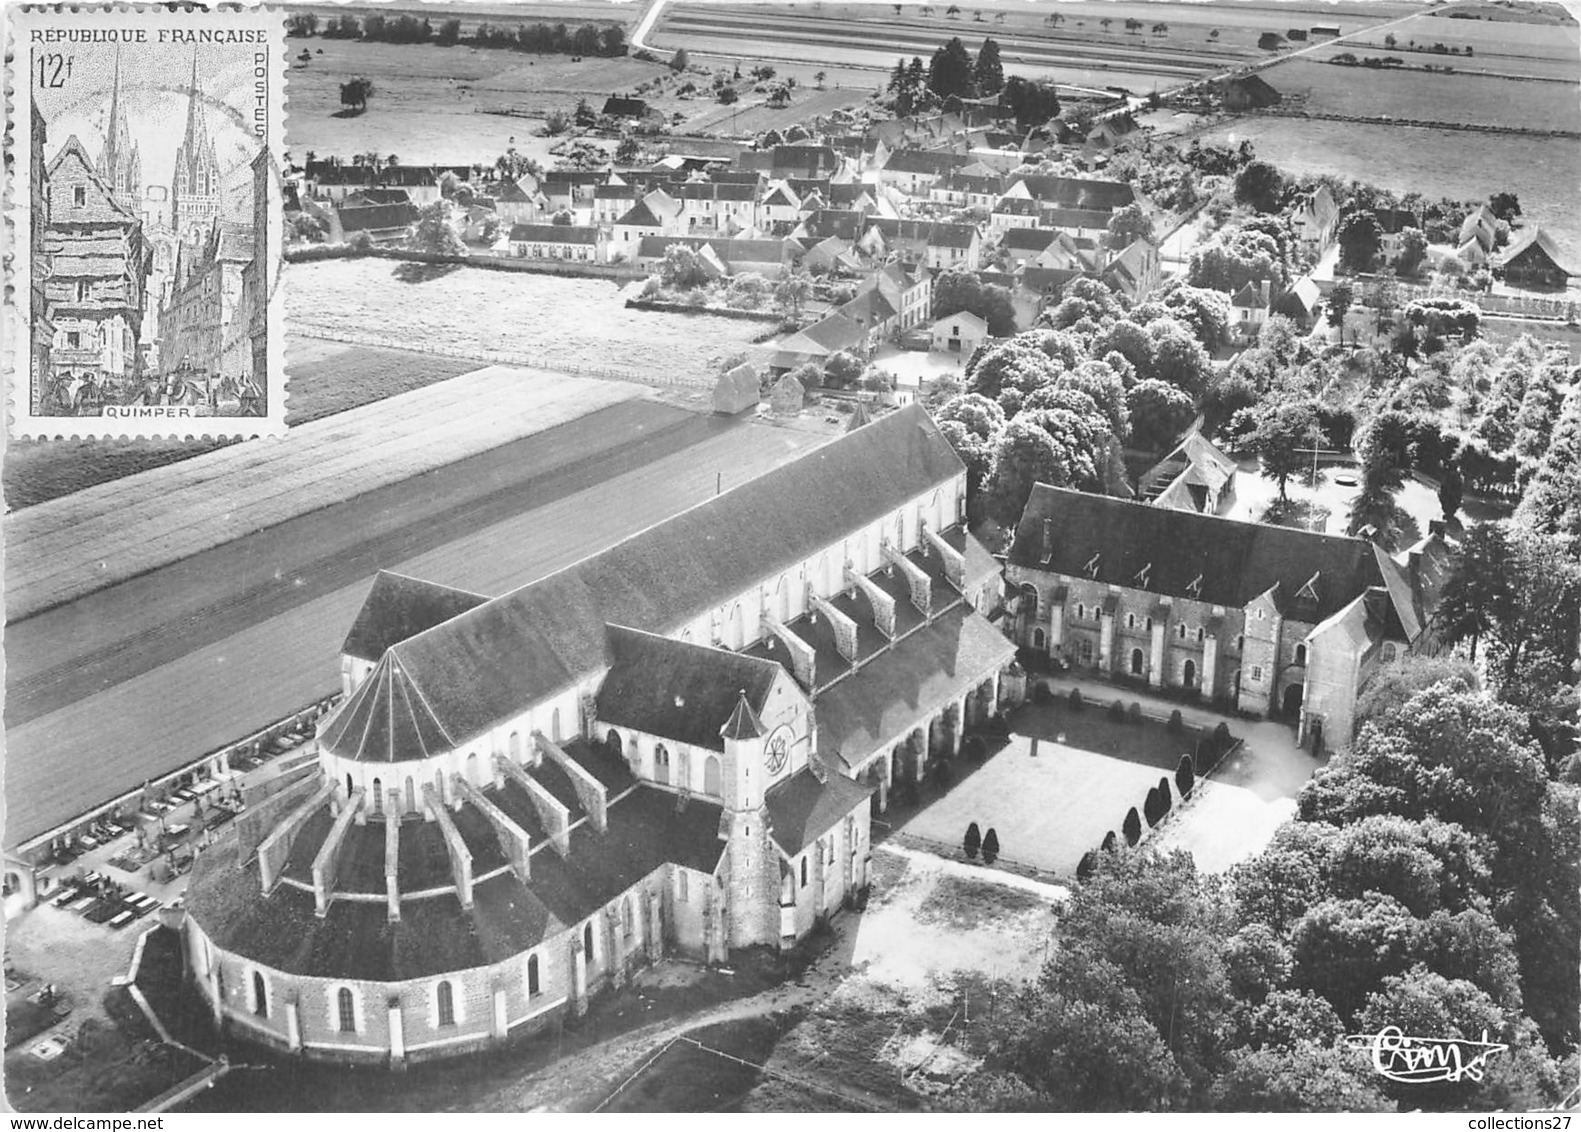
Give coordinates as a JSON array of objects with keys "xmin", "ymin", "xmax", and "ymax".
[{"xmin": 310, "ymin": 12, "xmax": 626, "ymax": 56}]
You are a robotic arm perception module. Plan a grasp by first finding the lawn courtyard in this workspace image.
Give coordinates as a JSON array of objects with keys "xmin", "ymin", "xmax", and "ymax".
[{"xmin": 897, "ymin": 679, "xmax": 1323, "ymax": 878}]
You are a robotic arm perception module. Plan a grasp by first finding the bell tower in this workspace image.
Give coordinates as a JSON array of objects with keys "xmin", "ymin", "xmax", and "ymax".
[
  {"xmin": 718, "ymin": 691, "xmax": 775, "ymax": 948},
  {"xmin": 171, "ymin": 49, "xmax": 223, "ymax": 238}
]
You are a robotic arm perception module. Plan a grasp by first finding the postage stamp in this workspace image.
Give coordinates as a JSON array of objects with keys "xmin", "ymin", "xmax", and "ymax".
[{"xmin": 8, "ymin": 5, "xmax": 286, "ymax": 438}]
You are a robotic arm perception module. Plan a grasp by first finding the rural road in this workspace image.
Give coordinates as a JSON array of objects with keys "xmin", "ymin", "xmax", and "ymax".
[{"xmin": 5, "ymin": 408, "xmax": 829, "ymax": 848}]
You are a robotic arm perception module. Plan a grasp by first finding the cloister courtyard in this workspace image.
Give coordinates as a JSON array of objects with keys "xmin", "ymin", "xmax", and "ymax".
[{"xmin": 896, "ymin": 677, "xmax": 1323, "ymax": 878}]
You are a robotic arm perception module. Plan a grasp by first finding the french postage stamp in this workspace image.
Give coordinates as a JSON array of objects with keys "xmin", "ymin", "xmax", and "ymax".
[{"xmin": 8, "ymin": 5, "xmax": 287, "ymax": 438}]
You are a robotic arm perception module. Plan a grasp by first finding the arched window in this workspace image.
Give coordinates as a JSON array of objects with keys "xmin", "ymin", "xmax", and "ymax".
[
  {"xmin": 654, "ymin": 745, "xmax": 671, "ymax": 785},
  {"xmin": 583, "ymin": 922, "xmax": 595, "ymax": 962},
  {"xmin": 1178, "ymin": 623, "xmax": 1188, "ymax": 640},
  {"xmin": 436, "ymin": 980, "xmax": 455, "ymax": 1027},
  {"xmin": 1032, "ymin": 627, "xmax": 1046, "ymax": 650},
  {"xmin": 1294, "ymin": 643, "xmax": 1307, "ymax": 666},
  {"xmin": 372, "ymin": 778, "xmax": 383, "ymax": 815},
  {"xmin": 1076, "ymin": 604, "xmax": 1086, "ymax": 622},
  {"xmin": 527, "ymin": 954, "xmax": 541, "ymax": 996},
  {"xmin": 800, "ymin": 857, "xmax": 808, "ymax": 887},
  {"xmin": 678, "ymin": 748, "xmax": 692, "ymax": 789},
  {"xmin": 1146, "ymin": 616, "xmax": 1154, "ymax": 632},
  {"xmin": 1196, "ymin": 627, "xmax": 1205, "ymax": 643},
  {"xmin": 346, "ymin": 773, "xmax": 353, "ymax": 799},
  {"xmin": 551, "ymin": 707, "xmax": 562, "ymax": 742},
  {"xmin": 1131, "ymin": 648, "xmax": 1144, "ymax": 676},
  {"xmin": 252, "ymin": 971, "xmax": 268, "ymax": 1018},
  {"xmin": 622, "ymin": 897, "xmax": 634, "ymax": 938},
  {"xmin": 703, "ymin": 756, "xmax": 721, "ymax": 796},
  {"xmin": 337, "ymin": 987, "xmax": 356, "ymax": 1033},
  {"xmin": 1237, "ymin": 635, "xmax": 1245, "ymax": 653},
  {"xmin": 509, "ymin": 731, "xmax": 521, "ymax": 762},
  {"xmin": 1126, "ymin": 613, "xmax": 1135, "ymax": 630},
  {"xmin": 1382, "ymin": 643, "xmax": 1397, "ymax": 663}
]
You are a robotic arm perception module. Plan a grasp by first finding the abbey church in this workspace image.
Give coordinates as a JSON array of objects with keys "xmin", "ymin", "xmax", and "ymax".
[{"xmin": 181, "ymin": 406, "xmax": 1018, "ymax": 1065}]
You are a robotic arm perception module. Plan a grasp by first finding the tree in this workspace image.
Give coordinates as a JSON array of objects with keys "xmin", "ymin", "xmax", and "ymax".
[
  {"xmin": 1353, "ymin": 655, "xmax": 1478, "ymax": 736},
  {"xmin": 999, "ymin": 76, "xmax": 1061, "ymax": 131},
  {"xmin": 614, "ymin": 135, "xmax": 640, "ymax": 164},
  {"xmin": 1104, "ymin": 202, "xmax": 1155, "ymax": 250},
  {"xmin": 1395, "ymin": 227, "xmax": 1428, "ymax": 276},
  {"xmin": 1234, "ymin": 160, "xmax": 1284, "ymax": 214},
  {"xmin": 1210, "ymin": 1043, "xmax": 1392, "ymax": 1112},
  {"xmin": 339, "ymin": 76, "xmax": 375, "ymax": 113},
  {"xmin": 1122, "ymin": 807, "xmax": 1142, "ymax": 846},
  {"xmin": 1163, "ymin": 286, "xmax": 1231, "ymax": 348},
  {"xmin": 973, "ymin": 36, "xmax": 1004, "ymax": 94},
  {"xmin": 1144, "ymin": 785, "xmax": 1164, "ymax": 827},
  {"xmin": 1251, "ymin": 400, "xmax": 1322, "ymax": 500},
  {"xmin": 823, "ymin": 350, "xmax": 864, "ymax": 389},
  {"xmin": 984, "ymin": 418, "xmax": 1065, "ymax": 525},
  {"xmin": 717, "ymin": 87, "xmax": 739, "ymax": 105},
  {"xmin": 927, "ymin": 36, "xmax": 976, "ymax": 99},
  {"xmin": 1126, "ymin": 379, "xmax": 1194, "ymax": 451},
  {"xmin": 982, "ymin": 828, "xmax": 1000, "ymax": 864},
  {"xmin": 1337, "ymin": 211, "xmax": 1384, "ymax": 273},
  {"xmin": 1175, "ymin": 754, "xmax": 1194, "ymax": 799},
  {"xmin": 1438, "ymin": 463, "xmax": 1464, "ymax": 520},
  {"xmin": 814, "ymin": 69, "xmax": 827, "ymax": 89},
  {"xmin": 406, "ymin": 201, "xmax": 465, "ymax": 256},
  {"xmin": 669, "ymin": 47, "xmax": 689, "ymax": 71},
  {"xmin": 773, "ymin": 271, "xmax": 812, "ymax": 317},
  {"xmin": 965, "ymin": 821, "xmax": 982, "ymax": 859},
  {"xmin": 1326, "ymin": 281, "xmax": 1353, "ymax": 329},
  {"xmin": 1488, "ymin": 191, "xmax": 1521, "ymax": 222},
  {"xmin": 658, "ymin": 244, "xmax": 710, "ymax": 289},
  {"xmin": 935, "ymin": 393, "xmax": 1006, "ymax": 499},
  {"xmin": 1149, "ymin": 321, "xmax": 1211, "ymax": 397}
]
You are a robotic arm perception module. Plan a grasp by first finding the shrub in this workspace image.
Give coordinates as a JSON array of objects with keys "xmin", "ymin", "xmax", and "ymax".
[
  {"xmin": 1214, "ymin": 721, "xmax": 1232, "ymax": 748},
  {"xmin": 1128, "ymin": 701, "xmax": 1143, "ymax": 725},
  {"xmin": 1101, "ymin": 830, "xmax": 1117, "ymax": 853},
  {"xmin": 348, "ymin": 231, "xmax": 374, "ymax": 252},
  {"xmin": 1107, "ymin": 698, "xmax": 1127, "ymax": 722},
  {"xmin": 1157, "ymin": 776, "xmax": 1172, "ymax": 817},
  {"xmin": 1144, "ymin": 785, "xmax": 1163, "ymax": 827},
  {"xmin": 1032, "ymin": 682, "xmax": 1053, "ymax": 705},
  {"xmin": 981, "ymin": 828, "xmax": 1000, "ymax": 864},
  {"xmin": 963, "ymin": 734, "xmax": 986, "ymax": 761},
  {"xmin": 1176, "ymin": 753, "xmax": 1195, "ymax": 797},
  {"xmin": 1068, "ymin": 688, "xmax": 1084, "ymax": 711},
  {"xmin": 964, "ymin": 821, "xmax": 981, "ymax": 860},
  {"xmin": 1076, "ymin": 850, "xmax": 1097, "ymax": 882},
  {"xmin": 1167, "ymin": 708, "xmax": 1184, "ymax": 733},
  {"xmin": 1123, "ymin": 807, "xmax": 1142, "ymax": 846}
]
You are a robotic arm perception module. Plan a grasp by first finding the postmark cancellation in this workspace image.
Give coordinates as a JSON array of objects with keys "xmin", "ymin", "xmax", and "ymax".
[{"xmin": 9, "ymin": 6, "xmax": 287, "ymax": 438}]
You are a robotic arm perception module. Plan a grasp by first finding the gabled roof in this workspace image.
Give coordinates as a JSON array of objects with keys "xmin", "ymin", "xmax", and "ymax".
[
  {"xmin": 341, "ymin": 187, "xmax": 413, "ymax": 208},
  {"xmin": 1014, "ymin": 174, "xmax": 1136, "ymax": 211},
  {"xmin": 1003, "ymin": 227, "xmax": 1059, "ymax": 252},
  {"xmin": 933, "ymin": 309, "xmax": 988, "ymax": 333},
  {"xmin": 1104, "ymin": 238, "xmax": 1155, "ymax": 288},
  {"xmin": 496, "ymin": 178, "xmax": 540, "ymax": 203},
  {"xmin": 882, "ymin": 148, "xmax": 964, "ymax": 176},
  {"xmin": 322, "ymin": 406, "xmax": 964, "ymax": 759},
  {"xmin": 764, "ymin": 769, "xmax": 871, "ymax": 857},
  {"xmin": 603, "ymin": 96, "xmax": 651, "ymax": 117},
  {"xmin": 337, "ymin": 201, "xmax": 420, "ymax": 233},
  {"xmin": 1009, "ymin": 485, "xmax": 1411, "ymax": 627},
  {"xmin": 1496, "ymin": 227, "xmax": 1573, "ymax": 275},
  {"xmin": 342, "ymin": 571, "xmax": 491, "ymax": 663},
  {"xmin": 596, "ymin": 626, "xmax": 784, "ymax": 751},
  {"xmin": 48, "ymin": 137, "xmax": 136, "ymax": 225},
  {"xmin": 1042, "ymin": 208, "xmax": 1114, "ymax": 231},
  {"xmin": 615, "ymin": 200, "xmax": 663, "ymax": 228},
  {"xmin": 1230, "ymin": 281, "xmax": 1263, "ymax": 308},
  {"xmin": 508, "ymin": 223, "xmax": 602, "ymax": 244}
]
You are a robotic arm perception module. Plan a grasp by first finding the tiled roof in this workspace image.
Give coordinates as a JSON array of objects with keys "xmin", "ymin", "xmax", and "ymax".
[
  {"xmin": 596, "ymin": 626, "xmax": 783, "ymax": 751},
  {"xmin": 1496, "ymin": 227, "xmax": 1573, "ymax": 274},
  {"xmin": 615, "ymin": 200, "xmax": 663, "ymax": 228},
  {"xmin": 883, "ymin": 148, "xmax": 964, "ymax": 176},
  {"xmin": 1015, "ymin": 175, "xmax": 1135, "ymax": 211},
  {"xmin": 1042, "ymin": 208, "xmax": 1113, "ymax": 231},
  {"xmin": 1003, "ymin": 227, "xmax": 1059, "ymax": 252},
  {"xmin": 764, "ymin": 769, "xmax": 871, "ymax": 857},
  {"xmin": 323, "ymin": 406, "xmax": 964, "ymax": 759},
  {"xmin": 508, "ymin": 223, "xmax": 601, "ymax": 244},
  {"xmin": 338, "ymin": 202, "xmax": 419, "ymax": 232},
  {"xmin": 813, "ymin": 604, "xmax": 1017, "ymax": 770},
  {"xmin": 1009, "ymin": 485, "xmax": 1411, "ymax": 627},
  {"xmin": 342, "ymin": 571, "xmax": 491, "ymax": 663}
]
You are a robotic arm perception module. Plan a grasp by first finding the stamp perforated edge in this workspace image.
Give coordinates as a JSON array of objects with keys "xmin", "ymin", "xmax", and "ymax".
[{"xmin": 5, "ymin": 3, "xmax": 289, "ymax": 441}]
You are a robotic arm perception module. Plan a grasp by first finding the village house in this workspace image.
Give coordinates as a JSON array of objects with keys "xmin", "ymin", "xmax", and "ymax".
[
  {"xmin": 602, "ymin": 95, "xmax": 656, "ymax": 120},
  {"xmin": 765, "ymin": 311, "xmax": 868, "ymax": 372},
  {"xmin": 494, "ymin": 177, "xmax": 547, "ymax": 225},
  {"xmin": 1005, "ymin": 484, "xmax": 1438, "ymax": 750},
  {"xmin": 508, "ymin": 223, "xmax": 607, "ymax": 263},
  {"xmin": 929, "ymin": 170, "xmax": 1005, "ymax": 212},
  {"xmin": 1004, "ymin": 174, "xmax": 1138, "ymax": 214},
  {"xmin": 1230, "ymin": 280, "xmax": 1272, "ymax": 340},
  {"xmin": 611, "ymin": 199, "xmax": 669, "ymax": 252},
  {"xmin": 541, "ymin": 171, "xmax": 610, "ymax": 217},
  {"xmin": 1372, "ymin": 206, "xmax": 1421, "ymax": 260},
  {"xmin": 1041, "ymin": 208, "xmax": 1116, "ymax": 242},
  {"xmin": 1291, "ymin": 186, "xmax": 1340, "ymax": 257},
  {"xmin": 1458, "ymin": 205, "xmax": 1498, "ymax": 258},
  {"xmin": 877, "ymin": 148, "xmax": 966, "ymax": 196},
  {"xmin": 759, "ymin": 182, "xmax": 802, "ymax": 229},
  {"xmin": 375, "ymin": 166, "xmax": 445, "ymax": 207},
  {"xmin": 864, "ymin": 261, "xmax": 933, "ymax": 333},
  {"xmin": 868, "ymin": 219, "xmax": 981, "ymax": 271},
  {"xmin": 833, "ymin": 289, "xmax": 898, "ymax": 353},
  {"xmin": 671, "ymin": 181, "xmax": 760, "ymax": 235},
  {"xmin": 337, "ymin": 200, "xmax": 420, "ymax": 245},
  {"xmin": 1102, "ymin": 238, "xmax": 1161, "ymax": 305},
  {"xmin": 988, "ymin": 195, "xmax": 1042, "ymax": 236}
]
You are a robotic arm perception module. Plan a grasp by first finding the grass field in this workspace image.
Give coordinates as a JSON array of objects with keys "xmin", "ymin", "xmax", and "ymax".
[
  {"xmin": 900, "ymin": 732, "xmax": 1168, "ymax": 875},
  {"xmin": 1259, "ymin": 57, "xmax": 1580, "ymax": 131},
  {"xmin": 1335, "ymin": 8, "xmax": 1580, "ymax": 79},
  {"xmin": 286, "ymin": 39, "xmax": 670, "ymax": 164},
  {"xmin": 2, "ymin": 342, "xmax": 484, "ymax": 511},
  {"xmin": 655, "ymin": 0, "xmax": 1403, "ymax": 90},
  {"xmin": 285, "ymin": 258, "xmax": 770, "ymax": 379},
  {"xmin": 684, "ymin": 84, "xmax": 877, "ymax": 135},
  {"xmin": 1197, "ymin": 117, "xmax": 1581, "ymax": 266}
]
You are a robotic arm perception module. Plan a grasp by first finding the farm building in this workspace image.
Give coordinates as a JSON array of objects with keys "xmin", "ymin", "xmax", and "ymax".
[
  {"xmin": 766, "ymin": 312, "xmax": 867, "ymax": 371},
  {"xmin": 712, "ymin": 363, "xmax": 761, "ymax": 415},
  {"xmin": 1219, "ymin": 75, "xmax": 1282, "ymax": 111},
  {"xmin": 602, "ymin": 96, "xmax": 655, "ymax": 120},
  {"xmin": 1459, "ymin": 205, "xmax": 1498, "ymax": 255},
  {"xmin": 768, "ymin": 370, "xmax": 806, "ymax": 413},
  {"xmin": 1004, "ymin": 484, "xmax": 1445, "ymax": 751},
  {"xmin": 507, "ymin": 223, "xmax": 607, "ymax": 263},
  {"xmin": 1495, "ymin": 228, "xmax": 1574, "ymax": 291},
  {"xmin": 177, "ymin": 406, "xmax": 1015, "ymax": 1068},
  {"xmin": 930, "ymin": 311, "xmax": 989, "ymax": 356},
  {"xmin": 336, "ymin": 201, "xmax": 419, "ymax": 245}
]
